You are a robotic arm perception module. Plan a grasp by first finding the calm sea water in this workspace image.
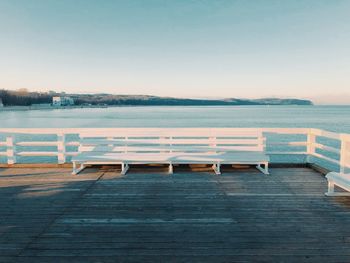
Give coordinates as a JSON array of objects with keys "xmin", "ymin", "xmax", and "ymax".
[{"xmin": 1, "ymin": 105, "xmax": 350, "ymax": 132}]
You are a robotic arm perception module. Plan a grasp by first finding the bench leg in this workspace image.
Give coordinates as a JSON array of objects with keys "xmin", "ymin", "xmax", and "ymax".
[
  {"xmin": 213, "ymin": 163, "xmax": 221, "ymax": 175},
  {"xmin": 72, "ymin": 162, "xmax": 76, "ymax": 175},
  {"xmin": 256, "ymin": 162, "xmax": 269, "ymax": 175},
  {"xmin": 121, "ymin": 163, "xmax": 129, "ymax": 175},
  {"xmin": 325, "ymin": 181, "xmax": 350, "ymax": 196},
  {"xmin": 325, "ymin": 180, "xmax": 335, "ymax": 196},
  {"xmin": 72, "ymin": 162, "xmax": 85, "ymax": 175},
  {"xmin": 168, "ymin": 163, "xmax": 173, "ymax": 174},
  {"xmin": 264, "ymin": 162, "xmax": 269, "ymax": 175}
]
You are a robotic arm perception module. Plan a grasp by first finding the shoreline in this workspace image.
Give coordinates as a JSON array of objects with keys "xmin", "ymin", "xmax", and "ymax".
[
  {"xmin": 0, "ymin": 105, "xmax": 109, "ymax": 111},
  {"xmin": 0, "ymin": 104, "xmax": 316, "ymax": 112}
]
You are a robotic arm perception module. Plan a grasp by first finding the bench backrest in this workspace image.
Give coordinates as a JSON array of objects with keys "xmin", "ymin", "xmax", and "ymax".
[{"xmin": 78, "ymin": 128, "xmax": 266, "ymax": 154}]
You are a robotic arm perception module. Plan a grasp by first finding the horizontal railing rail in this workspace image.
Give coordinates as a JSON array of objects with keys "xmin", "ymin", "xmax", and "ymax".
[{"xmin": 0, "ymin": 128, "xmax": 349, "ymax": 173}]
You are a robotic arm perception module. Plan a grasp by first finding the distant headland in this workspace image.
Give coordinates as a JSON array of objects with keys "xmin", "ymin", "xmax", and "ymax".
[{"xmin": 0, "ymin": 89, "xmax": 313, "ymax": 108}]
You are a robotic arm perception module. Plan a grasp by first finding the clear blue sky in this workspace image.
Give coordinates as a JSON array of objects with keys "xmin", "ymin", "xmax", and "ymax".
[{"xmin": 0, "ymin": 0, "xmax": 349, "ymax": 104}]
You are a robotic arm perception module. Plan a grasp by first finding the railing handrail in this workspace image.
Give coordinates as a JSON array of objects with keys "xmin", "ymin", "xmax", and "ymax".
[
  {"xmin": 0, "ymin": 127, "xmax": 309, "ymax": 134},
  {"xmin": 0, "ymin": 127, "xmax": 349, "ymax": 173}
]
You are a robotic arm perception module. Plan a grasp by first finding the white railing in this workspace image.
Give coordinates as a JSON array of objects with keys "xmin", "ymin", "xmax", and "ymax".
[{"xmin": 0, "ymin": 128, "xmax": 349, "ymax": 173}]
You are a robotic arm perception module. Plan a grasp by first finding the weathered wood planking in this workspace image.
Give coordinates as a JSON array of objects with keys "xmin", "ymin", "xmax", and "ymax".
[{"xmin": 1, "ymin": 166, "xmax": 350, "ymax": 262}]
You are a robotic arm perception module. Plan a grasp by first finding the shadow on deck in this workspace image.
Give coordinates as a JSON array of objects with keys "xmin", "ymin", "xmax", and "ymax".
[{"xmin": 1, "ymin": 165, "xmax": 350, "ymax": 262}]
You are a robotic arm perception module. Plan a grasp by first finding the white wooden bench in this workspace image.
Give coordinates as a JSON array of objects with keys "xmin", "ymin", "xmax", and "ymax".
[
  {"xmin": 71, "ymin": 128, "xmax": 269, "ymax": 175},
  {"xmin": 325, "ymin": 172, "xmax": 350, "ymax": 196}
]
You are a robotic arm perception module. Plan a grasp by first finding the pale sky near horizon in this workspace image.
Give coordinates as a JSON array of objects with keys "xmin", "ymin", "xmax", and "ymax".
[{"xmin": 0, "ymin": 0, "xmax": 349, "ymax": 104}]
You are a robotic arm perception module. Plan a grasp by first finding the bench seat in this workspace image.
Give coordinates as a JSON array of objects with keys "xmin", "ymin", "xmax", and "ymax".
[
  {"xmin": 72, "ymin": 128, "xmax": 269, "ymax": 175},
  {"xmin": 325, "ymin": 172, "xmax": 350, "ymax": 196},
  {"xmin": 72, "ymin": 151, "xmax": 269, "ymax": 175}
]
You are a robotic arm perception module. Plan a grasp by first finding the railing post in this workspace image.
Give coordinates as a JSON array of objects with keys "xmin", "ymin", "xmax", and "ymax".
[
  {"xmin": 6, "ymin": 135, "xmax": 16, "ymax": 165},
  {"xmin": 260, "ymin": 133, "xmax": 265, "ymax": 152},
  {"xmin": 306, "ymin": 130, "xmax": 316, "ymax": 163},
  {"xmin": 210, "ymin": 136, "xmax": 216, "ymax": 147},
  {"xmin": 339, "ymin": 136, "xmax": 349, "ymax": 174},
  {"xmin": 57, "ymin": 133, "xmax": 66, "ymax": 164},
  {"xmin": 169, "ymin": 136, "xmax": 173, "ymax": 153}
]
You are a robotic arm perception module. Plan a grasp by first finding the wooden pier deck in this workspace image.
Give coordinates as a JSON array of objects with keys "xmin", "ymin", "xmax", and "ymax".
[{"xmin": 1, "ymin": 165, "xmax": 350, "ymax": 262}]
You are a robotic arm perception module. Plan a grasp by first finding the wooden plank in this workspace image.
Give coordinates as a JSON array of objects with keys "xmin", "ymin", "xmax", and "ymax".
[
  {"xmin": 79, "ymin": 145, "xmax": 263, "ymax": 152},
  {"xmin": 16, "ymin": 141, "xmax": 58, "ymax": 146},
  {"xmin": 16, "ymin": 151, "xmax": 58, "ymax": 156},
  {"xmin": 1, "ymin": 167, "xmax": 350, "ymax": 261},
  {"xmin": 0, "ymin": 127, "xmax": 307, "ymax": 135}
]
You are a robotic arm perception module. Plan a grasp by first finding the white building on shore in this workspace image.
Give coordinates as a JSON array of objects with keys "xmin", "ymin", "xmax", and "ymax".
[{"xmin": 52, "ymin": 96, "xmax": 75, "ymax": 106}]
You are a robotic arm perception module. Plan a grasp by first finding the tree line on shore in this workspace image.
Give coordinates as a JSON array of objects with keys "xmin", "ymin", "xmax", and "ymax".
[
  {"xmin": 0, "ymin": 89, "xmax": 52, "ymax": 106},
  {"xmin": 0, "ymin": 89, "xmax": 313, "ymax": 106}
]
